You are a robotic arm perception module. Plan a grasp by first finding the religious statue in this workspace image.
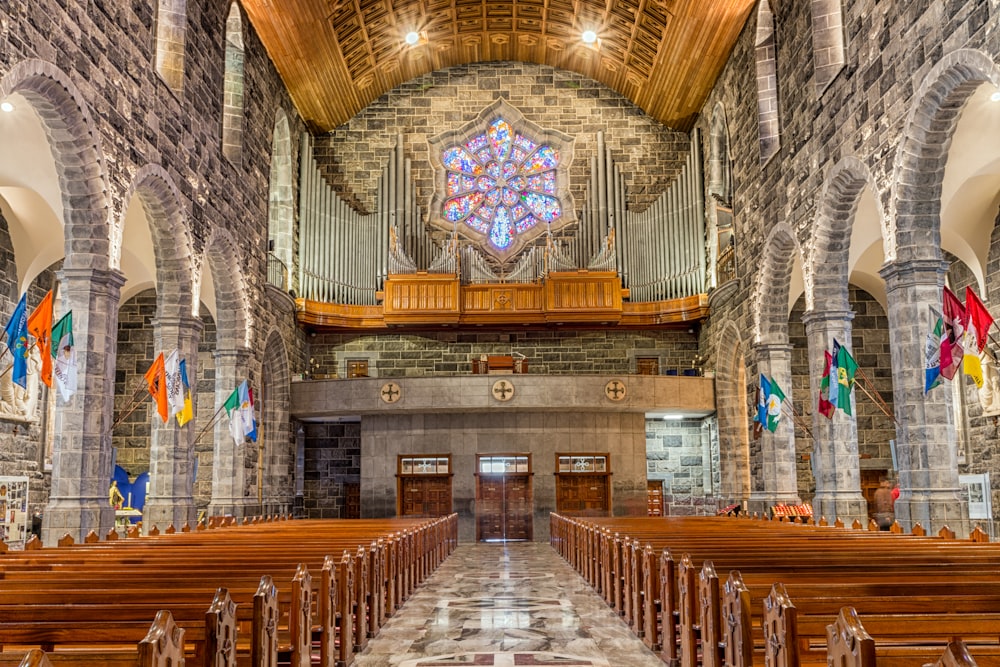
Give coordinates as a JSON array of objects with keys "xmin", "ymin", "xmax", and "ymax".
[
  {"xmin": 108, "ymin": 480, "xmax": 124, "ymax": 510},
  {"xmin": 0, "ymin": 346, "xmax": 41, "ymax": 421},
  {"xmin": 978, "ymin": 351, "xmax": 1000, "ymax": 416}
]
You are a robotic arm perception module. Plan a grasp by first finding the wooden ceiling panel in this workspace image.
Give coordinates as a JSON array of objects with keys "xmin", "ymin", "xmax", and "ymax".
[{"xmin": 241, "ymin": 0, "xmax": 755, "ymax": 132}]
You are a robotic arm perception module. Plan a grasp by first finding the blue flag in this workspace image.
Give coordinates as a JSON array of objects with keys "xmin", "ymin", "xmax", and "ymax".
[
  {"xmin": 3, "ymin": 295, "xmax": 28, "ymax": 389},
  {"xmin": 756, "ymin": 374, "xmax": 770, "ymax": 428}
]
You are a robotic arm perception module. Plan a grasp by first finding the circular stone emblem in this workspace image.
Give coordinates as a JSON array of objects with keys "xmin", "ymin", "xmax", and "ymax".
[
  {"xmin": 491, "ymin": 379, "xmax": 515, "ymax": 402},
  {"xmin": 380, "ymin": 382, "xmax": 401, "ymax": 403},
  {"xmin": 605, "ymin": 379, "xmax": 627, "ymax": 401}
]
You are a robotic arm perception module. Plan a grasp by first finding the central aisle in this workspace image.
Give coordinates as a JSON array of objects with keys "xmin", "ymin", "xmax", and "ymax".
[{"xmin": 355, "ymin": 542, "xmax": 664, "ymax": 667}]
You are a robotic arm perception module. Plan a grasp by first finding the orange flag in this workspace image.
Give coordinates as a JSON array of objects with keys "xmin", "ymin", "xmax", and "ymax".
[
  {"xmin": 144, "ymin": 352, "xmax": 168, "ymax": 423},
  {"xmin": 26, "ymin": 290, "xmax": 53, "ymax": 388}
]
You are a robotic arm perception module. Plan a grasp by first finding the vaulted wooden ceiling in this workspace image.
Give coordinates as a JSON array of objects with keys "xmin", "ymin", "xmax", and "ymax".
[{"xmin": 241, "ymin": 0, "xmax": 756, "ymax": 133}]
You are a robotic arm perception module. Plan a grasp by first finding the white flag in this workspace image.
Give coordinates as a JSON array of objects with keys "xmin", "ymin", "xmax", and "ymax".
[
  {"xmin": 51, "ymin": 312, "xmax": 76, "ymax": 402},
  {"xmin": 164, "ymin": 349, "xmax": 185, "ymax": 418}
]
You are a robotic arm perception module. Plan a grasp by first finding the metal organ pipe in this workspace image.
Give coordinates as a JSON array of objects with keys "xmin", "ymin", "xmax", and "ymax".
[{"xmin": 693, "ymin": 129, "xmax": 706, "ymax": 296}]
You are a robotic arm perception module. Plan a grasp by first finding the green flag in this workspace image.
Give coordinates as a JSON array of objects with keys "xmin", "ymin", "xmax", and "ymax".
[
  {"xmin": 766, "ymin": 377, "xmax": 785, "ymax": 432},
  {"xmin": 835, "ymin": 344, "xmax": 858, "ymax": 416}
]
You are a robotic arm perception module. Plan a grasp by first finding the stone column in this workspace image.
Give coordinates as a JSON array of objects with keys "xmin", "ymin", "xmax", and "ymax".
[
  {"xmin": 143, "ymin": 315, "xmax": 202, "ymax": 532},
  {"xmin": 802, "ymin": 309, "xmax": 867, "ymax": 524},
  {"xmin": 748, "ymin": 343, "xmax": 801, "ymax": 512},
  {"xmin": 43, "ymin": 268, "xmax": 125, "ymax": 545},
  {"xmin": 880, "ymin": 259, "xmax": 968, "ymax": 535},
  {"xmin": 208, "ymin": 346, "xmax": 252, "ymax": 517},
  {"xmin": 293, "ymin": 424, "xmax": 305, "ymax": 518}
]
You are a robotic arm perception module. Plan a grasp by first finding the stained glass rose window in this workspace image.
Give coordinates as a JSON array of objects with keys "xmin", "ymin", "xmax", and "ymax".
[{"xmin": 440, "ymin": 118, "xmax": 561, "ymax": 251}]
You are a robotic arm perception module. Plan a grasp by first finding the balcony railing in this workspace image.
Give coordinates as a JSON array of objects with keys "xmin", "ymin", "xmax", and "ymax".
[{"xmin": 268, "ymin": 253, "xmax": 289, "ymax": 292}]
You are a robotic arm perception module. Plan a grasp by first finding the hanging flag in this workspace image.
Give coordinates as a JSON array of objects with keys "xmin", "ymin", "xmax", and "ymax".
[
  {"xmin": 834, "ymin": 342, "xmax": 859, "ymax": 416},
  {"xmin": 3, "ymin": 294, "xmax": 28, "ymax": 389},
  {"xmin": 766, "ymin": 376, "xmax": 785, "ymax": 432},
  {"xmin": 224, "ymin": 380, "xmax": 257, "ymax": 444},
  {"xmin": 51, "ymin": 312, "xmax": 76, "ymax": 401},
  {"xmin": 966, "ymin": 286, "xmax": 994, "ymax": 353},
  {"xmin": 164, "ymin": 350, "xmax": 185, "ymax": 419},
  {"xmin": 756, "ymin": 374, "xmax": 770, "ymax": 431},
  {"xmin": 925, "ymin": 306, "xmax": 944, "ymax": 393},
  {"xmin": 239, "ymin": 381, "xmax": 257, "ymax": 443},
  {"xmin": 176, "ymin": 359, "xmax": 193, "ymax": 427},
  {"xmin": 223, "ymin": 384, "xmax": 245, "ymax": 446},
  {"xmin": 144, "ymin": 352, "xmax": 168, "ymax": 423},
  {"xmin": 963, "ymin": 320, "xmax": 984, "ymax": 389},
  {"xmin": 828, "ymin": 339, "xmax": 842, "ymax": 411},
  {"xmin": 941, "ymin": 286, "xmax": 966, "ymax": 381},
  {"xmin": 26, "ymin": 290, "xmax": 53, "ymax": 388},
  {"xmin": 818, "ymin": 351, "xmax": 835, "ymax": 419}
]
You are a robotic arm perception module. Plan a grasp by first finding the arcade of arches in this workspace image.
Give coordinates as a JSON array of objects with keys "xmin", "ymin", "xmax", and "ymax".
[{"xmin": 2, "ymin": 2, "xmax": 1000, "ymax": 547}]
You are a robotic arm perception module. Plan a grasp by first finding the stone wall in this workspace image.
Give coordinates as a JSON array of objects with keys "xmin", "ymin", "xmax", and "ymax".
[
  {"xmin": 308, "ymin": 329, "xmax": 701, "ymax": 379},
  {"xmin": 645, "ymin": 417, "xmax": 721, "ymax": 515},
  {"xmin": 302, "ymin": 421, "xmax": 360, "ymax": 519},
  {"xmin": 314, "ymin": 62, "xmax": 690, "ymax": 220}
]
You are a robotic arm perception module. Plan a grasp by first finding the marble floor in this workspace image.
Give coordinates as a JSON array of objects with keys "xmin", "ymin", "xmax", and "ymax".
[{"xmin": 354, "ymin": 542, "xmax": 665, "ymax": 667}]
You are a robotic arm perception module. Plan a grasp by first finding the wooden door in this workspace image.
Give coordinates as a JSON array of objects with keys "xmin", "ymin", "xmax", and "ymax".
[
  {"xmin": 555, "ymin": 475, "xmax": 610, "ymax": 515},
  {"xmin": 475, "ymin": 454, "xmax": 533, "ymax": 542},
  {"xmin": 398, "ymin": 476, "xmax": 452, "ymax": 517},
  {"xmin": 860, "ymin": 469, "xmax": 888, "ymax": 519}
]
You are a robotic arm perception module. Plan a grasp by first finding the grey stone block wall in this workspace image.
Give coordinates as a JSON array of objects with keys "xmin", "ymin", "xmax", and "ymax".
[
  {"xmin": 646, "ymin": 417, "xmax": 721, "ymax": 515},
  {"xmin": 308, "ymin": 329, "xmax": 701, "ymax": 378},
  {"xmin": 302, "ymin": 422, "xmax": 361, "ymax": 519},
  {"xmin": 314, "ymin": 62, "xmax": 690, "ymax": 222}
]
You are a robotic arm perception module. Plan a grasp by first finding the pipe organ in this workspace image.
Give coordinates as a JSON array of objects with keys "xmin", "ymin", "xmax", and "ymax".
[{"xmin": 296, "ymin": 129, "xmax": 709, "ymax": 329}]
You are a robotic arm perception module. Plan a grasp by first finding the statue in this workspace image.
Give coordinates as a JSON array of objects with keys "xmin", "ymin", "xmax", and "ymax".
[
  {"xmin": 0, "ymin": 346, "xmax": 41, "ymax": 421},
  {"xmin": 978, "ymin": 351, "xmax": 1000, "ymax": 416}
]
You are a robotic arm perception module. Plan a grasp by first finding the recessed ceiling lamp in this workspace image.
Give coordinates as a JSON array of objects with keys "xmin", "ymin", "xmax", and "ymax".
[
  {"xmin": 581, "ymin": 30, "xmax": 597, "ymax": 44},
  {"xmin": 991, "ymin": 91, "xmax": 1000, "ymax": 103},
  {"xmin": 0, "ymin": 102, "xmax": 13, "ymax": 113},
  {"xmin": 405, "ymin": 31, "xmax": 420, "ymax": 46}
]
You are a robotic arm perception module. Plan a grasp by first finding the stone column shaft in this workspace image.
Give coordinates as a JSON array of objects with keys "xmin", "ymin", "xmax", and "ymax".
[
  {"xmin": 143, "ymin": 315, "xmax": 202, "ymax": 532},
  {"xmin": 802, "ymin": 309, "xmax": 867, "ymax": 525},
  {"xmin": 880, "ymin": 258, "xmax": 968, "ymax": 535},
  {"xmin": 44, "ymin": 268, "xmax": 125, "ymax": 545},
  {"xmin": 208, "ymin": 347, "xmax": 252, "ymax": 517},
  {"xmin": 750, "ymin": 343, "xmax": 801, "ymax": 509}
]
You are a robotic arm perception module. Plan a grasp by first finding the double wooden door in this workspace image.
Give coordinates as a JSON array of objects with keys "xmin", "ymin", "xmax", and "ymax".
[
  {"xmin": 399, "ymin": 476, "xmax": 452, "ymax": 517},
  {"xmin": 475, "ymin": 454, "xmax": 533, "ymax": 542}
]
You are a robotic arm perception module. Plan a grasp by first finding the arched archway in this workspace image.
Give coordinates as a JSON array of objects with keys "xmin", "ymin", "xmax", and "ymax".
[
  {"xmin": 881, "ymin": 49, "xmax": 1000, "ymax": 533},
  {"xmin": 260, "ymin": 329, "xmax": 291, "ymax": 513},
  {"xmin": 267, "ymin": 109, "xmax": 294, "ymax": 293},
  {"xmin": 715, "ymin": 319, "xmax": 751, "ymax": 504},
  {"xmin": 2, "ymin": 60, "xmax": 123, "ymax": 544}
]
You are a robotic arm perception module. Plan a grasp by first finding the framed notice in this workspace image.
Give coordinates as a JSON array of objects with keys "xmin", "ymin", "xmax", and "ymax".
[
  {"xmin": 959, "ymin": 473, "xmax": 992, "ymax": 523},
  {"xmin": 0, "ymin": 476, "xmax": 29, "ymax": 549}
]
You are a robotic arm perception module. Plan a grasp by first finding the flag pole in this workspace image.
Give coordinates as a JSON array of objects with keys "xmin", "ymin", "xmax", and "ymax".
[
  {"xmin": 110, "ymin": 379, "xmax": 153, "ymax": 431},
  {"xmin": 852, "ymin": 369, "xmax": 899, "ymax": 426},
  {"xmin": 781, "ymin": 401, "xmax": 814, "ymax": 440},
  {"xmin": 192, "ymin": 402, "xmax": 230, "ymax": 448}
]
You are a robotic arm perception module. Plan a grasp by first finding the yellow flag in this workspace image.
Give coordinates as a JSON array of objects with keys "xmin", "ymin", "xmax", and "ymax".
[{"xmin": 964, "ymin": 326, "xmax": 983, "ymax": 388}]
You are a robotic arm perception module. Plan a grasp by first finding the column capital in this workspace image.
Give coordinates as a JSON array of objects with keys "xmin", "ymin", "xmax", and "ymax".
[
  {"xmin": 801, "ymin": 309, "xmax": 855, "ymax": 328},
  {"xmin": 753, "ymin": 342, "xmax": 793, "ymax": 357},
  {"xmin": 213, "ymin": 346, "xmax": 252, "ymax": 364},
  {"xmin": 57, "ymin": 267, "xmax": 127, "ymax": 293},
  {"xmin": 879, "ymin": 258, "xmax": 948, "ymax": 291}
]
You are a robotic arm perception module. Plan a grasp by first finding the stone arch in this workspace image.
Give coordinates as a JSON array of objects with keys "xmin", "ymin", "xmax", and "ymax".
[
  {"xmin": 201, "ymin": 227, "xmax": 252, "ymax": 351},
  {"xmin": 811, "ymin": 0, "xmax": 846, "ymax": 93},
  {"xmin": 809, "ymin": 156, "xmax": 879, "ymax": 312},
  {"xmin": 121, "ymin": 164, "xmax": 196, "ymax": 319},
  {"xmin": 753, "ymin": 222, "xmax": 803, "ymax": 346},
  {"xmin": 260, "ymin": 328, "xmax": 291, "ymax": 512},
  {"xmin": 222, "ymin": 2, "xmax": 245, "ymax": 163},
  {"xmin": 755, "ymin": 0, "xmax": 780, "ymax": 166},
  {"xmin": 715, "ymin": 319, "xmax": 751, "ymax": 503},
  {"xmin": 0, "ymin": 59, "xmax": 111, "ymax": 270},
  {"xmin": 890, "ymin": 49, "xmax": 1000, "ymax": 264},
  {"xmin": 268, "ymin": 108, "xmax": 294, "ymax": 292}
]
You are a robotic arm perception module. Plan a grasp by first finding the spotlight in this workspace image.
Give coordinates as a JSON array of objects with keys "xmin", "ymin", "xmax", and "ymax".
[
  {"xmin": 405, "ymin": 31, "xmax": 420, "ymax": 46},
  {"xmin": 991, "ymin": 91, "xmax": 1000, "ymax": 103},
  {"xmin": 0, "ymin": 102, "xmax": 13, "ymax": 113},
  {"xmin": 582, "ymin": 30, "xmax": 597, "ymax": 44}
]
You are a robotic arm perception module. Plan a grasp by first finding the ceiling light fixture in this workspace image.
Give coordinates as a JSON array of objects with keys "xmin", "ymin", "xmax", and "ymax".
[
  {"xmin": 991, "ymin": 91, "xmax": 1000, "ymax": 103},
  {"xmin": 581, "ymin": 30, "xmax": 597, "ymax": 44},
  {"xmin": 405, "ymin": 31, "xmax": 420, "ymax": 46},
  {"xmin": 0, "ymin": 102, "xmax": 13, "ymax": 113}
]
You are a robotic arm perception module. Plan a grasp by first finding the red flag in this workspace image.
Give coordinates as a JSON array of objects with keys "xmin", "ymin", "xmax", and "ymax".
[
  {"xmin": 818, "ymin": 351, "xmax": 835, "ymax": 419},
  {"xmin": 144, "ymin": 352, "xmax": 168, "ymax": 423},
  {"xmin": 26, "ymin": 290, "xmax": 53, "ymax": 388},
  {"xmin": 966, "ymin": 286, "xmax": 994, "ymax": 353},
  {"xmin": 940, "ymin": 286, "xmax": 966, "ymax": 381}
]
